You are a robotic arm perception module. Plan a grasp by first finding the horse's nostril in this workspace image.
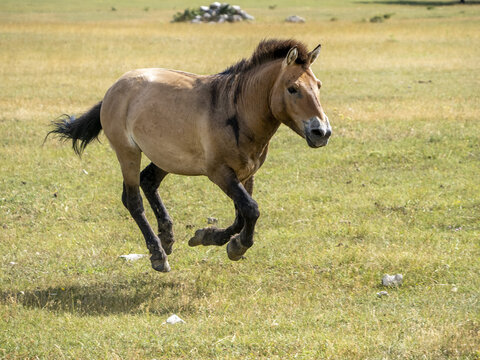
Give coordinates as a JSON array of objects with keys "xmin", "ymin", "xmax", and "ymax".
[
  {"xmin": 311, "ymin": 128, "xmax": 325, "ymax": 137},
  {"xmin": 325, "ymin": 128, "xmax": 332, "ymax": 137}
]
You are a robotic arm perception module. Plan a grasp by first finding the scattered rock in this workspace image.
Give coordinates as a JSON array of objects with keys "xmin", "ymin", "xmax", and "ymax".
[
  {"xmin": 165, "ymin": 314, "xmax": 185, "ymax": 324},
  {"xmin": 382, "ymin": 274, "xmax": 403, "ymax": 287},
  {"xmin": 207, "ymin": 217, "xmax": 218, "ymax": 224},
  {"xmin": 377, "ymin": 291, "xmax": 389, "ymax": 297},
  {"xmin": 9, "ymin": 261, "xmax": 17, "ymax": 266},
  {"xmin": 172, "ymin": 3, "xmax": 254, "ymax": 23},
  {"xmin": 119, "ymin": 254, "xmax": 147, "ymax": 261},
  {"xmin": 285, "ymin": 15, "xmax": 305, "ymax": 23}
]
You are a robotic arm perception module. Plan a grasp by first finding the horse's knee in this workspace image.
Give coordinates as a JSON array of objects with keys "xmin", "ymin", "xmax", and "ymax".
[{"xmin": 242, "ymin": 199, "xmax": 260, "ymax": 223}]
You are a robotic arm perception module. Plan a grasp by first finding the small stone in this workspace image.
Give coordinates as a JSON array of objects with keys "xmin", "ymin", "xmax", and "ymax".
[
  {"xmin": 210, "ymin": 2, "xmax": 221, "ymax": 9},
  {"xmin": 190, "ymin": 18, "xmax": 202, "ymax": 24},
  {"xmin": 285, "ymin": 15, "xmax": 305, "ymax": 23},
  {"xmin": 119, "ymin": 254, "xmax": 147, "ymax": 261},
  {"xmin": 207, "ymin": 217, "xmax": 218, "ymax": 224},
  {"xmin": 165, "ymin": 314, "xmax": 185, "ymax": 324},
  {"xmin": 451, "ymin": 286, "xmax": 458, "ymax": 293},
  {"xmin": 382, "ymin": 274, "xmax": 403, "ymax": 287},
  {"xmin": 377, "ymin": 291, "xmax": 389, "ymax": 297},
  {"xmin": 200, "ymin": 5, "xmax": 209, "ymax": 12},
  {"xmin": 82, "ymin": 169, "xmax": 88, "ymax": 175},
  {"xmin": 9, "ymin": 261, "xmax": 17, "ymax": 266}
]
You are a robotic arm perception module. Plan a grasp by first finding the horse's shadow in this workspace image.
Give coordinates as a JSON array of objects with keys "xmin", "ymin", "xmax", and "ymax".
[{"xmin": 1, "ymin": 276, "xmax": 204, "ymax": 316}]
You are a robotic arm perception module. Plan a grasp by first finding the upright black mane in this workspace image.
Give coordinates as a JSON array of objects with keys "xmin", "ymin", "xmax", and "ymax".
[
  {"xmin": 208, "ymin": 39, "xmax": 310, "ymax": 125},
  {"xmin": 220, "ymin": 39, "xmax": 310, "ymax": 75}
]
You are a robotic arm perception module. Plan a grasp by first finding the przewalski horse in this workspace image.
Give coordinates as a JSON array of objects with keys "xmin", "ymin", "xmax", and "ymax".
[{"xmin": 48, "ymin": 39, "xmax": 331, "ymax": 272}]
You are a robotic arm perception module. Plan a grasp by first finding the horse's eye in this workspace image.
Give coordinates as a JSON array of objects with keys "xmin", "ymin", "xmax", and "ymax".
[{"xmin": 287, "ymin": 86, "xmax": 297, "ymax": 94}]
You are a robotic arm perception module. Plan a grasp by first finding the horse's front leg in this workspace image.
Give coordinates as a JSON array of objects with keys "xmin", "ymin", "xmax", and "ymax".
[
  {"xmin": 188, "ymin": 176, "xmax": 254, "ymax": 248},
  {"xmin": 188, "ymin": 205, "xmax": 244, "ymax": 247},
  {"xmin": 203, "ymin": 170, "xmax": 259, "ymax": 260}
]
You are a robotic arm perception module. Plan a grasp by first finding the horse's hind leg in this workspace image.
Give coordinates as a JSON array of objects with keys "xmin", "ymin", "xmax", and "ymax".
[
  {"xmin": 118, "ymin": 149, "xmax": 170, "ymax": 272},
  {"xmin": 140, "ymin": 162, "xmax": 175, "ymax": 255},
  {"xmin": 188, "ymin": 176, "xmax": 254, "ymax": 249}
]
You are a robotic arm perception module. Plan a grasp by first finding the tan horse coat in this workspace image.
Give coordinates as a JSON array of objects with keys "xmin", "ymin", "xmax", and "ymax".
[{"xmin": 49, "ymin": 39, "xmax": 331, "ymax": 272}]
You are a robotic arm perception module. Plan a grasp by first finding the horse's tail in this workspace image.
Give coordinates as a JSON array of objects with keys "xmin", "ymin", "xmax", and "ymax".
[{"xmin": 47, "ymin": 101, "xmax": 103, "ymax": 156}]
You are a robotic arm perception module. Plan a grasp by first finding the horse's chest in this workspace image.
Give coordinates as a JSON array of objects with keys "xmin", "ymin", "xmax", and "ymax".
[{"xmin": 235, "ymin": 146, "xmax": 268, "ymax": 182}]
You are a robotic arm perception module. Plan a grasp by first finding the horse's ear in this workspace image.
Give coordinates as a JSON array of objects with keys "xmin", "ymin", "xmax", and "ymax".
[
  {"xmin": 283, "ymin": 46, "xmax": 298, "ymax": 67},
  {"xmin": 308, "ymin": 44, "xmax": 322, "ymax": 65}
]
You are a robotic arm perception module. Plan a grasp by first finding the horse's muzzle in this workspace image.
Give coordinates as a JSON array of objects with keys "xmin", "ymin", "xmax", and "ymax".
[{"xmin": 304, "ymin": 116, "xmax": 331, "ymax": 148}]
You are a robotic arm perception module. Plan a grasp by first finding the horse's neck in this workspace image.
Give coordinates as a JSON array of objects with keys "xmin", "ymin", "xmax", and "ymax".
[{"xmin": 238, "ymin": 61, "xmax": 281, "ymax": 145}]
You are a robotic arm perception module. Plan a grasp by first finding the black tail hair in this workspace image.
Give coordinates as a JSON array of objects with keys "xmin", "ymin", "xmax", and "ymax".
[{"xmin": 47, "ymin": 101, "xmax": 103, "ymax": 156}]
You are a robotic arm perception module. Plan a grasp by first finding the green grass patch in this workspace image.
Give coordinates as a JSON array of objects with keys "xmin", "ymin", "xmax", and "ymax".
[{"xmin": 1, "ymin": 0, "xmax": 480, "ymax": 358}]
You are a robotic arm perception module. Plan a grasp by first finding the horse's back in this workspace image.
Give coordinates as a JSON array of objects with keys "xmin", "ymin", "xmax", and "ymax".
[{"xmin": 101, "ymin": 68, "xmax": 211, "ymax": 175}]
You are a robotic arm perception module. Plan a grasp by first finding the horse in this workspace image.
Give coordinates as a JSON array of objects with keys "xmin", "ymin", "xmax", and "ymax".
[{"xmin": 48, "ymin": 39, "xmax": 331, "ymax": 272}]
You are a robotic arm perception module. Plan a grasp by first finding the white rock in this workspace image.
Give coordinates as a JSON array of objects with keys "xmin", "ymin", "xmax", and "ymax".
[
  {"xmin": 382, "ymin": 274, "xmax": 403, "ymax": 287},
  {"xmin": 9, "ymin": 261, "xmax": 17, "ymax": 265},
  {"xmin": 210, "ymin": 2, "xmax": 221, "ymax": 9},
  {"xmin": 119, "ymin": 254, "xmax": 146, "ymax": 261},
  {"xmin": 377, "ymin": 291, "xmax": 389, "ymax": 297},
  {"xmin": 166, "ymin": 314, "xmax": 185, "ymax": 324},
  {"xmin": 207, "ymin": 217, "xmax": 218, "ymax": 224},
  {"xmin": 200, "ymin": 5, "xmax": 209, "ymax": 12},
  {"xmin": 285, "ymin": 15, "xmax": 305, "ymax": 23}
]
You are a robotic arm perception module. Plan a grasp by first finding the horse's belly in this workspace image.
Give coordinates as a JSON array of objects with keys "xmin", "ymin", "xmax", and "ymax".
[
  {"xmin": 131, "ymin": 120, "xmax": 207, "ymax": 176},
  {"xmin": 147, "ymin": 150, "xmax": 206, "ymax": 176}
]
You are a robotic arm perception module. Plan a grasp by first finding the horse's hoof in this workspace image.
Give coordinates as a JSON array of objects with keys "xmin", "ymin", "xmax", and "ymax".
[
  {"xmin": 226, "ymin": 239, "xmax": 247, "ymax": 261},
  {"xmin": 188, "ymin": 228, "xmax": 209, "ymax": 247},
  {"xmin": 150, "ymin": 257, "xmax": 171, "ymax": 272}
]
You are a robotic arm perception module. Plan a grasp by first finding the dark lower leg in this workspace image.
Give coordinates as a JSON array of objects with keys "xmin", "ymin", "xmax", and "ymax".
[
  {"xmin": 207, "ymin": 171, "xmax": 259, "ymax": 261},
  {"xmin": 188, "ymin": 205, "xmax": 244, "ymax": 247},
  {"xmin": 226, "ymin": 176, "xmax": 259, "ymax": 260},
  {"xmin": 123, "ymin": 184, "xmax": 170, "ymax": 272},
  {"xmin": 140, "ymin": 163, "xmax": 175, "ymax": 255},
  {"xmin": 189, "ymin": 176, "xmax": 255, "ymax": 248}
]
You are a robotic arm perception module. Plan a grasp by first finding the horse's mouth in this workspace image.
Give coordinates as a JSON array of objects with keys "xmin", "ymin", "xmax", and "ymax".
[{"xmin": 306, "ymin": 133, "xmax": 329, "ymax": 148}]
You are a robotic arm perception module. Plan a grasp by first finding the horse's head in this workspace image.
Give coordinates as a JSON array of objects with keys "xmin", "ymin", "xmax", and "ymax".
[{"xmin": 271, "ymin": 44, "xmax": 331, "ymax": 148}]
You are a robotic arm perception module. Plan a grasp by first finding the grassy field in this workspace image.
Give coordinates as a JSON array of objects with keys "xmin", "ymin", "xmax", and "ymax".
[{"xmin": 1, "ymin": 0, "xmax": 479, "ymax": 358}]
